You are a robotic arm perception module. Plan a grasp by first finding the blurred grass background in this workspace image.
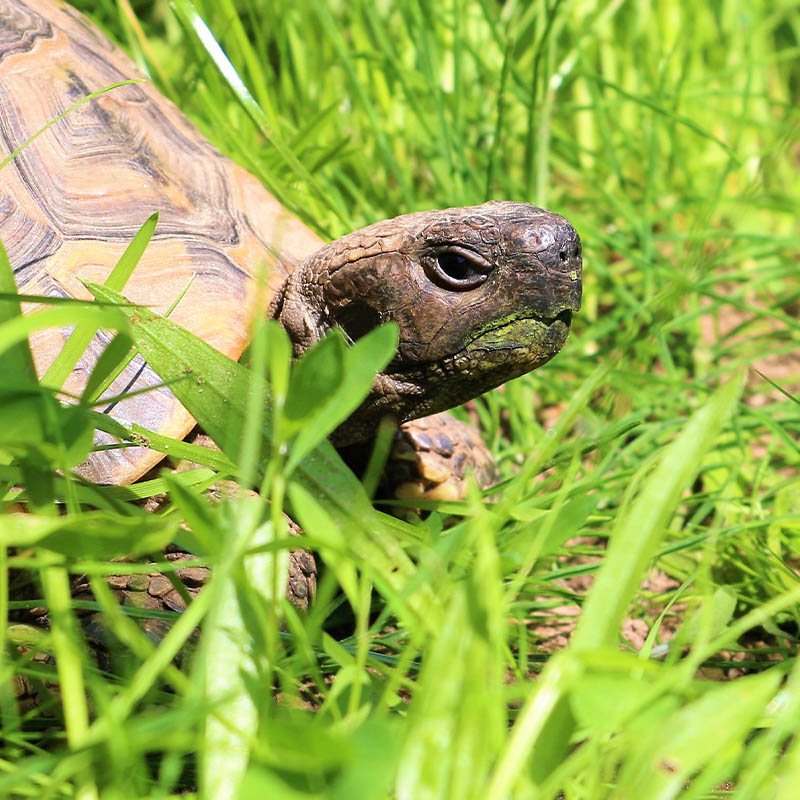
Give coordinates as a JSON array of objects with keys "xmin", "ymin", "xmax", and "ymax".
[{"xmin": 2, "ymin": 0, "xmax": 799, "ymax": 797}]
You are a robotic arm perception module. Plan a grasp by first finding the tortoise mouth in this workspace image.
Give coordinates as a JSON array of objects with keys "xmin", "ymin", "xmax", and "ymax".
[
  {"xmin": 470, "ymin": 311, "xmax": 569, "ymax": 347},
  {"xmin": 551, "ymin": 308, "xmax": 573, "ymax": 328},
  {"xmin": 461, "ymin": 306, "xmax": 573, "ymax": 350},
  {"xmin": 386, "ymin": 308, "xmax": 573, "ymax": 377}
]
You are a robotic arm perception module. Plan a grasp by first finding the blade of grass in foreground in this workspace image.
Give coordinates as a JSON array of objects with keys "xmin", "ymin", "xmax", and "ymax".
[
  {"xmin": 197, "ymin": 498, "xmax": 285, "ymax": 800},
  {"xmin": 0, "ymin": 241, "xmax": 37, "ymax": 386}
]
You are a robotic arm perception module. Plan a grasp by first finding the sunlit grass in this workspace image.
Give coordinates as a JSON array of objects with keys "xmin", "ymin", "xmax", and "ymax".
[{"xmin": 1, "ymin": 0, "xmax": 798, "ymax": 797}]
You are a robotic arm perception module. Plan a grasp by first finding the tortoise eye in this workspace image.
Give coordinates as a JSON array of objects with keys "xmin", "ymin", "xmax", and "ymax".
[{"xmin": 430, "ymin": 246, "xmax": 491, "ymax": 291}]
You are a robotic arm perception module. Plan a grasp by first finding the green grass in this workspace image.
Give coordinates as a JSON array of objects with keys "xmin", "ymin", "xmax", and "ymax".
[{"xmin": 2, "ymin": 0, "xmax": 799, "ymax": 797}]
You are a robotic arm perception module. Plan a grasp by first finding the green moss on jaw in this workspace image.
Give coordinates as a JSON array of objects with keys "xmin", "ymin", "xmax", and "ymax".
[
  {"xmin": 460, "ymin": 308, "xmax": 566, "ymax": 346},
  {"xmin": 465, "ymin": 315, "xmax": 568, "ymax": 359}
]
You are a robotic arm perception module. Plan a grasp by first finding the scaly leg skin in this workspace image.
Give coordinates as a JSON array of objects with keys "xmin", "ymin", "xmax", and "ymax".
[{"xmin": 387, "ymin": 412, "xmax": 499, "ymax": 502}]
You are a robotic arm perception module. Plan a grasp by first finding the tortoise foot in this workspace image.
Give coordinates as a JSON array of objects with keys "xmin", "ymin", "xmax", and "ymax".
[{"xmin": 387, "ymin": 412, "xmax": 499, "ymax": 501}]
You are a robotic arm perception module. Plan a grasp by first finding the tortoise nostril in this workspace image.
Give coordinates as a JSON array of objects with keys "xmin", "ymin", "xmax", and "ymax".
[{"xmin": 559, "ymin": 249, "xmax": 568, "ymax": 261}]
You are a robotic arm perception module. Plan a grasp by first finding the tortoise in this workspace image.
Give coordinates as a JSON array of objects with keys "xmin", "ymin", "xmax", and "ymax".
[{"xmin": 1, "ymin": 1, "xmax": 582, "ymax": 628}]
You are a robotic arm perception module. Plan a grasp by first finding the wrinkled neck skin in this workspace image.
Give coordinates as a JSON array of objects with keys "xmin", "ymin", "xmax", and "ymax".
[{"xmin": 270, "ymin": 201, "xmax": 583, "ymax": 446}]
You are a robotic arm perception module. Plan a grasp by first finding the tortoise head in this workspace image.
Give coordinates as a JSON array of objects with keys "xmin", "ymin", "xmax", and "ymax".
[{"xmin": 271, "ymin": 201, "xmax": 582, "ymax": 444}]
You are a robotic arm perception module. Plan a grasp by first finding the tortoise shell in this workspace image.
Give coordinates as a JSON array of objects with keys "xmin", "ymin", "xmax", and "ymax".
[{"xmin": 0, "ymin": 0, "xmax": 322, "ymax": 484}]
